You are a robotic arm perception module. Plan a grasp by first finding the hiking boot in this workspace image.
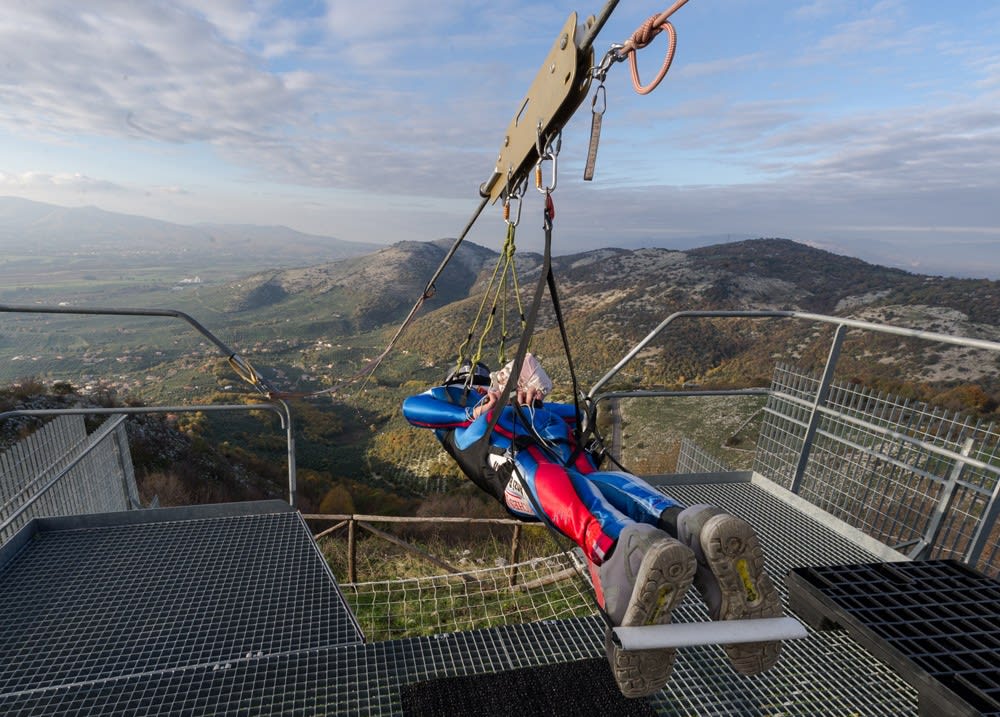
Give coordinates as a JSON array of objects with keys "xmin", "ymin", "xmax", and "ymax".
[
  {"xmin": 592, "ymin": 523, "xmax": 696, "ymax": 698},
  {"xmin": 676, "ymin": 505, "xmax": 783, "ymax": 675}
]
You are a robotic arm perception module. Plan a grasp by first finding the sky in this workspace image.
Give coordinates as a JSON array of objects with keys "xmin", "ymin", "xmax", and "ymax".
[{"xmin": 1, "ymin": 1, "xmax": 998, "ymax": 277}]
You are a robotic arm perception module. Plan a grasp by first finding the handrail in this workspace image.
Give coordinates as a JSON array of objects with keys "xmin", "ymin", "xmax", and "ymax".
[
  {"xmin": 587, "ymin": 309, "xmax": 1000, "ymax": 399},
  {"xmin": 587, "ymin": 308, "xmax": 1000, "ymax": 569},
  {"xmin": 0, "ymin": 303, "xmax": 276, "ymax": 395},
  {"xmin": 0, "ymin": 403, "xmax": 298, "ymax": 507}
]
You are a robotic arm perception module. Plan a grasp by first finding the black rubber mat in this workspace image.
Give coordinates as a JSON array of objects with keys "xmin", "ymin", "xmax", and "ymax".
[
  {"xmin": 400, "ymin": 657, "xmax": 658, "ymax": 717},
  {"xmin": 787, "ymin": 559, "xmax": 1000, "ymax": 717}
]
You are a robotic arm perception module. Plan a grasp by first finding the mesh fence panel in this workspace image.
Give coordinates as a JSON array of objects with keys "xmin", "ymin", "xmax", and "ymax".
[
  {"xmin": 0, "ymin": 415, "xmax": 139, "ymax": 544},
  {"xmin": 754, "ymin": 363, "xmax": 1000, "ymax": 576},
  {"xmin": 676, "ymin": 437, "xmax": 733, "ymax": 473}
]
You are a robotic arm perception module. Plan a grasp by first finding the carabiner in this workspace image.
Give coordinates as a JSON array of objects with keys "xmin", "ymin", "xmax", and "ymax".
[
  {"xmin": 592, "ymin": 43, "xmax": 625, "ymax": 83},
  {"xmin": 592, "ymin": 83, "xmax": 607, "ymax": 116},
  {"xmin": 502, "ymin": 172, "xmax": 526, "ymax": 226},
  {"xmin": 534, "ymin": 128, "xmax": 560, "ymax": 194},
  {"xmin": 535, "ymin": 151, "xmax": 557, "ymax": 194},
  {"xmin": 504, "ymin": 191, "xmax": 524, "ymax": 227}
]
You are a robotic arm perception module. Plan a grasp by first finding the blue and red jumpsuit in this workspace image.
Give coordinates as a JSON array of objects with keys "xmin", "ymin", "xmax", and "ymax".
[{"xmin": 402, "ymin": 384, "xmax": 683, "ymax": 566}]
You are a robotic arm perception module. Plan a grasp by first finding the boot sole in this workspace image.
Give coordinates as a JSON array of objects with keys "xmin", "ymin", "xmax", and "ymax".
[
  {"xmin": 609, "ymin": 539, "xmax": 696, "ymax": 698},
  {"xmin": 699, "ymin": 513, "xmax": 783, "ymax": 675}
]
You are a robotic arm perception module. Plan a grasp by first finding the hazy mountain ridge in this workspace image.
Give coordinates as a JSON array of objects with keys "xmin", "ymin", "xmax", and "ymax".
[
  {"xmin": 5, "ymin": 192, "xmax": 1000, "ymax": 402},
  {"xmin": 0, "ymin": 196, "xmax": 377, "ymax": 264},
  {"xmin": 223, "ymin": 234, "xmax": 1000, "ymax": 351},
  {"xmin": 365, "ymin": 237, "xmax": 1000, "ymax": 393}
]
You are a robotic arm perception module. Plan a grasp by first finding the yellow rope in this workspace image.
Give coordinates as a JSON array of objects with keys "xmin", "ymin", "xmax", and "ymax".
[
  {"xmin": 455, "ymin": 239, "xmax": 508, "ymax": 372},
  {"xmin": 458, "ymin": 217, "xmax": 526, "ymax": 372}
]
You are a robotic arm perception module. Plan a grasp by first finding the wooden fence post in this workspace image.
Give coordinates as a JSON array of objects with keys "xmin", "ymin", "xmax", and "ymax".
[
  {"xmin": 509, "ymin": 523, "xmax": 522, "ymax": 587},
  {"xmin": 347, "ymin": 518, "xmax": 357, "ymax": 583}
]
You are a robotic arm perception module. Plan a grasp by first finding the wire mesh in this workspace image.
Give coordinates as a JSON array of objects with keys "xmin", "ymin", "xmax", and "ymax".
[
  {"xmin": 0, "ymin": 503, "xmax": 362, "ymax": 699},
  {"xmin": 0, "ymin": 415, "xmax": 138, "ymax": 544},
  {"xmin": 644, "ymin": 479, "xmax": 918, "ymax": 716},
  {"xmin": 754, "ymin": 363, "xmax": 1000, "ymax": 576},
  {"xmin": 788, "ymin": 560, "xmax": 1000, "ymax": 717},
  {"xmin": 0, "ymin": 483, "xmax": 924, "ymax": 717},
  {"xmin": 341, "ymin": 553, "xmax": 594, "ymax": 641},
  {"xmin": 676, "ymin": 437, "xmax": 732, "ymax": 473}
]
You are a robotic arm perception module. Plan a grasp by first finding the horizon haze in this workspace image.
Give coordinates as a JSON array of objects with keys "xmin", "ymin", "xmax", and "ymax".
[
  {"xmin": 0, "ymin": 3, "xmax": 996, "ymax": 279},
  {"xmin": 0, "ymin": 195, "xmax": 996, "ymax": 281}
]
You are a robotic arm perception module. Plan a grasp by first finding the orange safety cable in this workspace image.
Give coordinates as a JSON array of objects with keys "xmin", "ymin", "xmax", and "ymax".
[{"xmin": 617, "ymin": 0, "xmax": 691, "ymax": 95}]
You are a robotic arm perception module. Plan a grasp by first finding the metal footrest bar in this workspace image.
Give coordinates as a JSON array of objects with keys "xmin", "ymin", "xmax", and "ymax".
[{"xmin": 612, "ymin": 616, "xmax": 807, "ymax": 651}]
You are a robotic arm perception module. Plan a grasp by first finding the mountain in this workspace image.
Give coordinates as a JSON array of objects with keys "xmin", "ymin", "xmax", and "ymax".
[
  {"xmin": 183, "ymin": 236, "xmax": 1000, "ymax": 400},
  {"xmin": 218, "ymin": 239, "xmax": 503, "ymax": 331},
  {"xmin": 6, "ymin": 230, "xmax": 1000, "ymax": 407},
  {"xmin": 0, "ymin": 196, "xmax": 377, "ymax": 268},
  {"xmin": 7, "ymin": 235, "xmax": 1000, "ymax": 509}
]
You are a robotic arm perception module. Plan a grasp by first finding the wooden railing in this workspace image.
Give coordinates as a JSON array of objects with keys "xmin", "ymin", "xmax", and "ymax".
[{"xmin": 303, "ymin": 514, "xmax": 553, "ymax": 586}]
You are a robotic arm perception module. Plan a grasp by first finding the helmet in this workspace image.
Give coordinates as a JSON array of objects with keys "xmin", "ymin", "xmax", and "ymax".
[{"xmin": 444, "ymin": 361, "xmax": 491, "ymax": 387}]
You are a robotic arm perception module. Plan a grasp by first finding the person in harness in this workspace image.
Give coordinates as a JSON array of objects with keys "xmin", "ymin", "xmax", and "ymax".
[{"xmin": 402, "ymin": 354, "xmax": 783, "ymax": 698}]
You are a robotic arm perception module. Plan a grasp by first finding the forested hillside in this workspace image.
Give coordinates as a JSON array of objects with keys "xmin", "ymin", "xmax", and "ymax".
[{"xmin": 6, "ymin": 236, "xmax": 1000, "ymax": 510}]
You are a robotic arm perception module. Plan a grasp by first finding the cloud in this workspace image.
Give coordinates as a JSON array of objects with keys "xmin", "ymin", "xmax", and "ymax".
[
  {"xmin": 675, "ymin": 53, "xmax": 766, "ymax": 80},
  {"xmin": 0, "ymin": 3, "xmax": 311, "ymax": 146},
  {"xmin": 795, "ymin": 0, "xmax": 935, "ymax": 65},
  {"xmin": 791, "ymin": 0, "xmax": 838, "ymax": 22},
  {"xmin": 0, "ymin": 2, "xmax": 536, "ymax": 198},
  {"xmin": 0, "ymin": 171, "xmax": 122, "ymax": 193},
  {"xmin": 1, "ymin": 1, "xmax": 997, "ymax": 281}
]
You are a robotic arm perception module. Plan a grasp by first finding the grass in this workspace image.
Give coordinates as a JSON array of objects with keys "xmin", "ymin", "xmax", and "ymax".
[
  {"xmin": 616, "ymin": 394, "xmax": 768, "ymax": 473},
  {"xmin": 313, "ymin": 522, "xmax": 597, "ymax": 641}
]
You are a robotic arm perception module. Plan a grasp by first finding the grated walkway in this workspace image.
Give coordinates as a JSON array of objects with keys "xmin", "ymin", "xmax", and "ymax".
[{"xmin": 0, "ymin": 481, "xmax": 922, "ymax": 716}]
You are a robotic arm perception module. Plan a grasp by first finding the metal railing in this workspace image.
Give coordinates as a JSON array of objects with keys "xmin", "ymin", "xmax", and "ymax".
[
  {"xmin": 0, "ymin": 404, "xmax": 298, "ymax": 506},
  {"xmin": 588, "ymin": 310, "xmax": 1000, "ymax": 576},
  {"xmin": 757, "ymin": 363, "xmax": 1000, "ymax": 573},
  {"xmin": 0, "ymin": 303, "xmax": 299, "ymax": 506},
  {"xmin": 0, "ymin": 303, "xmax": 275, "ymax": 395},
  {"xmin": 0, "ymin": 413, "xmax": 139, "ymax": 543}
]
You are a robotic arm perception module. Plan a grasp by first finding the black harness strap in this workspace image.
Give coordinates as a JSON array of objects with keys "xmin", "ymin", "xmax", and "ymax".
[
  {"xmin": 544, "ymin": 237, "xmax": 584, "ymax": 461},
  {"xmin": 487, "ymin": 196, "xmax": 555, "ymax": 439},
  {"xmin": 486, "ymin": 193, "xmax": 584, "ymax": 466}
]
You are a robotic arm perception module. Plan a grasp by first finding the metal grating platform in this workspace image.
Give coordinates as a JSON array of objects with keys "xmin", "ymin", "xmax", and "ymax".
[
  {"xmin": 788, "ymin": 559, "xmax": 1000, "ymax": 717},
  {"xmin": 0, "ymin": 500, "xmax": 362, "ymax": 714},
  {"xmin": 0, "ymin": 479, "xmax": 929, "ymax": 716},
  {"xmin": 639, "ymin": 476, "xmax": 919, "ymax": 716}
]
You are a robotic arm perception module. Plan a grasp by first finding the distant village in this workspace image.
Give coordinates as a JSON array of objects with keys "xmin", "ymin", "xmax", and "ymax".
[{"xmin": 10, "ymin": 335, "xmax": 354, "ymax": 399}]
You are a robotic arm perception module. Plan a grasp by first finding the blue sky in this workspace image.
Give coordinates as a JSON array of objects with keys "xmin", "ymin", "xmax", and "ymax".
[{"xmin": 1, "ymin": 1, "xmax": 998, "ymax": 277}]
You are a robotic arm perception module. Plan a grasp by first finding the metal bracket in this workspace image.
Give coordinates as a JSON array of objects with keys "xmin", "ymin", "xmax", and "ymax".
[{"xmin": 480, "ymin": 13, "xmax": 594, "ymax": 202}]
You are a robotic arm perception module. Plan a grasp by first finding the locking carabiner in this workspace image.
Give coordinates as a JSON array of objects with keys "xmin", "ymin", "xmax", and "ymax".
[
  {"xmin": 534, "ymin": 128, "xmax": 561, "ymax": 194},
  {"xmin": 503, "ymin": 175, "xmax": 526, "ymax": 227}
]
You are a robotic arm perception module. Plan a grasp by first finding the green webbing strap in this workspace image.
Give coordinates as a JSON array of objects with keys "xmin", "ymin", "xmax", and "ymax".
[
  {"xmin": 459, "ymin": 216, "xmax": 526, "ymax": 371},
  {"xmin": 456, "ymin": 247, "xmax": 507, "ymax": 368},
  {"xmin": 499, "ymin": 222, "xmax": 528, "ymax": 366},
  {"xmin": 487, "ymin": 196, "xmax": 556, "ymax": 439}
]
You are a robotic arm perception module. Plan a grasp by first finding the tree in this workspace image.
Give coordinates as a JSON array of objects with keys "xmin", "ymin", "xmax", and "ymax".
[{"xmin": 319, "ymin": 484, "xmax": 356, "ymax": 514}]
